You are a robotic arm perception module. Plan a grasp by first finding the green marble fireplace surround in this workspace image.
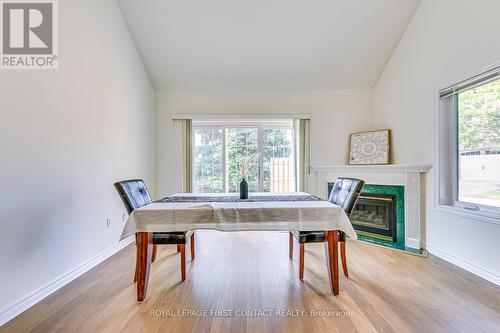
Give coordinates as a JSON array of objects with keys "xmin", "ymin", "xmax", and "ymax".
[{"xmin": 318, "ymin": 164, "xmax": 432, "ymax": 255}]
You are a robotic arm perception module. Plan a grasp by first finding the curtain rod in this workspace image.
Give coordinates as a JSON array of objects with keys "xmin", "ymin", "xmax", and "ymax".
[
  {"xmin": 171, "ymin": 113, "xmax": 311, "ymax": 120},
  {"xmin": 439, "ymin": 66, "xmax": 500, "ymax": 99}
]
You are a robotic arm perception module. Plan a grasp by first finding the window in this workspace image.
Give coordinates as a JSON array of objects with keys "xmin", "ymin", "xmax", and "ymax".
[
  {"xmin": 192, "ymin": 121, "xmax": 295, "ymax": 193},
  {"xmin": 457, "ymin": 80, "xmax": 500, "ymax": 209},
  {"xmin": 438, "ymin": 66, "xmax": 500, "ymax": 217},
  {"xmin": 263, "ymin": 128, "xmax": 293, "ymax": 192},
  {"xmin": 226, "ymin": 127, "xmax": 259, "ymax": 192},
  {"xmin": 193, "ymin": 127, "xmax": 223, "ymax": 193}
]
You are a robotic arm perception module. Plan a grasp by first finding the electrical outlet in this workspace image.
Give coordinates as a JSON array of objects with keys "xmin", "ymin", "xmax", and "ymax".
[
  {"xmin": 122, "ymin": 213, "xmax": 127, "ymax": 222},
  {"xmin": 106, "ymin": 218, "xmax": 111, "ymax": 228}
]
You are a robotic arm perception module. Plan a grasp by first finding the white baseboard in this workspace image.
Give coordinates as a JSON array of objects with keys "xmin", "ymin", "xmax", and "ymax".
[
  {"xmin": 423, "ymin": 242, "xmax": 500, "ymax": 286},
  {"xmin": 0, "ymin": 236, "xmax": 135, "ymax": 327}
]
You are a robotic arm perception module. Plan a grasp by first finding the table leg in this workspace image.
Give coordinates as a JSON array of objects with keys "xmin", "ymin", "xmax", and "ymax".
[
  {"xmin": 136, "ymin": 232, "xmax": 153, "ymax": 302},
  {"xmin": 324, "ymin": 231, "xmax": 339, "ymax": 295}
]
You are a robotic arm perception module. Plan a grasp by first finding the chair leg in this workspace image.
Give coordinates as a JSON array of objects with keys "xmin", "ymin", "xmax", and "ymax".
[
  {"xmin": 179, "ymin": 244, "xmax": 186, "ymax": 281},
  {"xmin": 340, "ymin": 241, "xmax": 349, "ymax": 277},
  {"xmin": 134, "ymin": 251, "xmax": 139, "ymax": 283},
  {"xmin": 289, "ymin": 232, "xmax": 293, "ymax": 260},
  {"xmin": 299, "ymin": 243, "xmax": 304, "ymax": 280},
  {"xmin": 151, "ymin": 245, "xmax": 158, "ymax": 263},
  {"xmin": 134, "ymin": 236, "xmax": 138, "ymax": 283},
  {"xmin": 190, "ymin": 232, "xmax": 195, "ymax": 261},
  {"xmin": 177, "ymin": 244, "xmax": 181, "ymax": 253}
]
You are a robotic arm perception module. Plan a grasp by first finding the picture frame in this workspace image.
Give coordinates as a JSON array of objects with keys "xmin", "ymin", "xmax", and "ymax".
[{"xmin": 349, "ymin": 129, "xmax": 391, "ymax": 165}]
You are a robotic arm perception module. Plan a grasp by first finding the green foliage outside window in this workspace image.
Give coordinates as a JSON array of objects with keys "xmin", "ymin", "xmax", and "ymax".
[
  {"xmin": 193, "ymin": 126, "xmax": 293, "ymax": 193},
  {"xmin": 458, "ymin": 79, "xmax": 500, "ymax": 151}
]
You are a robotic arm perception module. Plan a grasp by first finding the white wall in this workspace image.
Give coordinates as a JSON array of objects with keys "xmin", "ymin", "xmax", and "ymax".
[
  {"xmin": 373, "ymin": 0, "xmax": 500, "ymax": 283},
  {"xmin": 0, "ymin": 0, "xmax": 155, "ymax": 319},
  {"xmin": 156, "ymin": 89, "xmax": 372, "ymax": 197}
]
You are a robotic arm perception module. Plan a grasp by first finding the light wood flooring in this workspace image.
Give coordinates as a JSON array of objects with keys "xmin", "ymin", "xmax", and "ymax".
[{"xmin": 2, "ymin": 231, "xmax": 500, "ymax": 333}]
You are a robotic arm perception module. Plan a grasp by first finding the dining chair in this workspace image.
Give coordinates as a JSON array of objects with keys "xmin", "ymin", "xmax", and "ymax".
[
  {"xmin": 114, "ymin": 179, "xmax": 195, "ymax": 282},
  {"xmin": 289, "ymin": 177, "xmax": 364, "ymax": 280}
]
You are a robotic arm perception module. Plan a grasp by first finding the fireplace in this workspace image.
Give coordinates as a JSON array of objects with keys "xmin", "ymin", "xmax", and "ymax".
[
  {"xmin": 350, "ymin": 194, "xmax": 397, "ymax": 242},
  {"xmin": 328, "ymin": 182, "xmax": 405, "ymax": 249}
]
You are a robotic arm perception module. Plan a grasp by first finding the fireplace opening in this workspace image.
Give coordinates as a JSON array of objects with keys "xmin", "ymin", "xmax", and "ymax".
[{"xmin": 350, "ymin": 194, "xmax": 397, "ymax": 242}]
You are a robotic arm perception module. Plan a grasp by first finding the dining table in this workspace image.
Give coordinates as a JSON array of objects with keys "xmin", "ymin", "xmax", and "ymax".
[{"xmin": 120, "ymin": 192, "xmax": 357, "ymax": 301}]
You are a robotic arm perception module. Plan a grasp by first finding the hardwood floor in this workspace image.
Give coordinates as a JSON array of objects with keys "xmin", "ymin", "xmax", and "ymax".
[{"xmin": 2, "ymin": 231, "xmax": 500, "ymax": 333}]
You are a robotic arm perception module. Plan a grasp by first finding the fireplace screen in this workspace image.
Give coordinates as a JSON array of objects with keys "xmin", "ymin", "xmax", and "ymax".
[{"xmin": 350, "ymin": 194, "xmax": 397, "ymax": 242}]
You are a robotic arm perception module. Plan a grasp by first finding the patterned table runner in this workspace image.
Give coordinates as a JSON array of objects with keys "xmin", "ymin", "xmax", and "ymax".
[{"xmin": 156, "ymin": 194, "xmax": 323, "ymax": 203}]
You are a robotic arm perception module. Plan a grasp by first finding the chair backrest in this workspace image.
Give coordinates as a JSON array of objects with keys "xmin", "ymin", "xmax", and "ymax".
[
  {"xmin": 114, "ymin": 179, "xmax": 152, "ymax": 214},
  {"xmin": 329, "ymin": 177, "xmax": 365, "ymax": 215}
]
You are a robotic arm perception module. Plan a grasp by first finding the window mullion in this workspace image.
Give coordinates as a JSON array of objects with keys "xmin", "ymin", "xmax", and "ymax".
[
  {"xmin": 452, "ymin": 95, "xmax": 460, "ymax": 203},
  {"xmin": 223, "ymin": 126, "xmax": 227, "ymax": 193},
  {"xmin": 257, "ymin": 127, "xmax": 264, "ymax": 192}
]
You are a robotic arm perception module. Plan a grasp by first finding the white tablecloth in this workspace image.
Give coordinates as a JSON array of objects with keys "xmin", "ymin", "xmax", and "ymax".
[{"xmin": 120, "ymin": 192, "xmax": 357, "ymax": 240}]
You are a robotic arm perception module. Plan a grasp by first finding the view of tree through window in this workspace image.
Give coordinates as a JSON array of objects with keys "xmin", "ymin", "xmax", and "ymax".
[
  {"xmin": 193, "ymin": 128, "xmax": 223, "ymax": 192},
  {"xmin": 226, "ymin": 128, "xmax": 259, "ymax": 192},
  {"xmin": 192, "ymin": 123, "xmax": 295, "ymax": 193},
  {"xmin": 458, "ymin": 78, "xmax": 500, "ymax": 208}
]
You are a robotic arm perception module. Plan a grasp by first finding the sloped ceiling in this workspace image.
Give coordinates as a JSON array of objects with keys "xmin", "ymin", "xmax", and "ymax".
[{"xmin": 118, "ymin": 0, "xmax": 420, "ymax": 89}]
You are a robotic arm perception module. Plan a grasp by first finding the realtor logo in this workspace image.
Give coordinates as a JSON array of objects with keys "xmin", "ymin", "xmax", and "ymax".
[{"xmin": 1, "ymin": 0, "xmax": 58, "ymax": 69}]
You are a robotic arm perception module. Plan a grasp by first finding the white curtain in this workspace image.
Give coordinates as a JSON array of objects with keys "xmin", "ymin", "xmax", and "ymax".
[
  {"xmin": 173, "ymin": 119, "xmax": 192, "ymax": 192},
  {"xmin": 294, "ymin": 118, "xmax": 310, "ymax": 192}
]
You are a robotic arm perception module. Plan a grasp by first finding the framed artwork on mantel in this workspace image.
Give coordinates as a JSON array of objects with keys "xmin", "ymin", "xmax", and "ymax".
[{"xmin": 349, "ymin": 129, "xmax": 391, "ymax": 165}]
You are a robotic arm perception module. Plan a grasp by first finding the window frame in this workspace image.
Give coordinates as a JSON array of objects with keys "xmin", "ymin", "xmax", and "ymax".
[
  {"xmin": 436, "ymin": 64, "xmax": 500, "ymax": 224},
  {"xmin": 192, "ymin": 120, "xmax": 295, "ymax": 193}
]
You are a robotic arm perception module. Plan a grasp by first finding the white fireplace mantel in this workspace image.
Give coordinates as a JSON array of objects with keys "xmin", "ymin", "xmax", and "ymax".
[
  {"xmin": 309, "ymin": 164, "xmax": 433, "ymax": 250},
  {"xmin": 311, "ymin": 164, "xmax": 432, "ymax": 173}
]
